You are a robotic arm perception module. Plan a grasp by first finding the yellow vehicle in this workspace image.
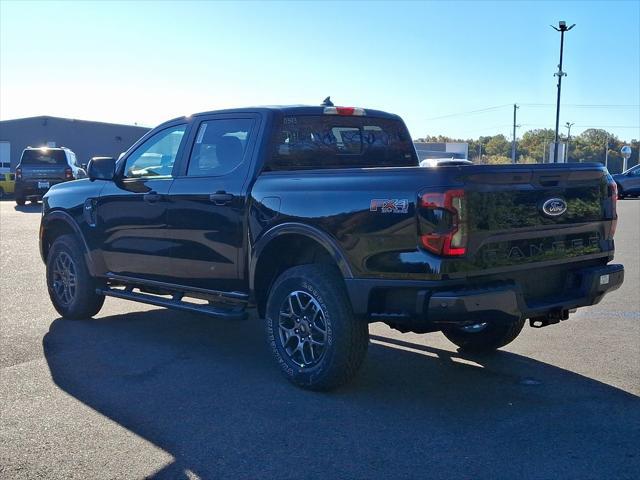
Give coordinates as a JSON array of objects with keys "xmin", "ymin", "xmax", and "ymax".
[{"xmin": 0, "ymin": 172, "xmax": 16, "ymax": 198}]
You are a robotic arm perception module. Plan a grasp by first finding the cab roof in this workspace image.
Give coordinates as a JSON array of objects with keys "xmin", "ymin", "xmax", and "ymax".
[{"xmin": 160, "ymin": 105, "xmax": 402, "ymax": 127}]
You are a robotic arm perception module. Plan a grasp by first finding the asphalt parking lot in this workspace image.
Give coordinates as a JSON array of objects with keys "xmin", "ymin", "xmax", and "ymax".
[{"xmin": 0, "ymin": 198, "xmax": 638, "ymax": 480}]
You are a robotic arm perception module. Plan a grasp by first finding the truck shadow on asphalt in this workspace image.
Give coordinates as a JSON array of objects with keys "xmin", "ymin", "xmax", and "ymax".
[
  {"xmin": 43, "ymin": 308, "xmax": 639, "ymax": 479},
  {"xmin": 13, "ymin": 203, "xmax": 42, "ymax": 213}
]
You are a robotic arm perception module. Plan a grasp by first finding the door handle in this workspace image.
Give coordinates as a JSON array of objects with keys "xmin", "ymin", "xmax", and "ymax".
[
  {"xmin": 143, "ymin": 191, "xmax": 162, "ymax": 203},
  {"xmin": 209, "ymin": 192, "xmax": 234, "ymax": 205}
]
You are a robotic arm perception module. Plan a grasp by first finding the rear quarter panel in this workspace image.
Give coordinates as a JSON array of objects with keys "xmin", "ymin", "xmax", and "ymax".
[
  {"xmin": 249, "ymin": 164, "xmax": 615, "ymax": 281},
  {"xmin": 250, "ymin": 167, "xmax": 452, "ymax": 280}
]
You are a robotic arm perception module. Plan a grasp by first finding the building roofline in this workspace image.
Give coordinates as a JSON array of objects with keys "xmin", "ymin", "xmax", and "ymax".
[{"xmin": 0, "ymin": 115, "xmax": 150, "ymax": 129}]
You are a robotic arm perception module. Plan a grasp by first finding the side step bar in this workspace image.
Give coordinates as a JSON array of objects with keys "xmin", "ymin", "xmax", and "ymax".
[{"xmin": 98, "ymin": 286, "xmax": 248, "ymax": 320}]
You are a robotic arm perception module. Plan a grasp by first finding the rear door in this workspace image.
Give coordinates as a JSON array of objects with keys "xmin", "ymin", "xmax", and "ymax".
[
  {"xmin": 97, "ymin": 123, "xmax": 188, "ymax": 281},
  {"xmin": 165, "ymin": 113, "xmax": 261, "ymax": 292}
]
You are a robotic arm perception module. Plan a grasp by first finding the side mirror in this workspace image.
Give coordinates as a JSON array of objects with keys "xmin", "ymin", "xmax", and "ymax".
[{"xmin": 88, "ymin": 157, "xmax": 116, "ymax": 181}]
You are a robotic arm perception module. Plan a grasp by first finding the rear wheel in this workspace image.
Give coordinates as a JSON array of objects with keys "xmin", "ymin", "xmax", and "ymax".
[
  {"xmin": 442, "ymin": 318, "xmax": 525, "ymax": 353},
  {"xmin": 46, "ymin": 234, "xmax": 105, "ymax": 319},
  {"xmin": 266, "ymin": 264, "xmax": 369, "ymax": 390}
]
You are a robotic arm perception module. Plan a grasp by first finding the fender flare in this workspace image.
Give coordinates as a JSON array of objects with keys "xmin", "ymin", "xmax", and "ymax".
[
  {"xmin": 40, "ymin": 210, "xmax": 97, "ymax": 276},
  {"xmin": 249, "ymin": 222, "xmax": 353, "ymax": 292}
]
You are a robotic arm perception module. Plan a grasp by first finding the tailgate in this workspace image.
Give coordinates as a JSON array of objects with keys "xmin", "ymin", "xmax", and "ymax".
[
  {"xmin": 459, "ymin": 164, "xmax": 615, "ymax": 271},
  {"xmin": 20, "ymin": 165, "xmax": 67, "ymax": 181}
]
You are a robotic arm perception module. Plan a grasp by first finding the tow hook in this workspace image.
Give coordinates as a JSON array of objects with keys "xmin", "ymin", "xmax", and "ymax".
[{"xmin": 529, "ymin": 309, "xmax": 571, "ymax": 328}]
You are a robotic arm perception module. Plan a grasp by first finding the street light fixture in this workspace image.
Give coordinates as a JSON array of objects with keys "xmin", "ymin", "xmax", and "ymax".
[
  {"xmin": 565, "ymin": 121, "xmax": 574, "ymax": 161},
  {"xmin": 551, "ymin": 21, "xmax": 576, "ymax": 163},
  {"xmin": 621, "ymin": 145, "xmax": 632, "ymax": 172}
]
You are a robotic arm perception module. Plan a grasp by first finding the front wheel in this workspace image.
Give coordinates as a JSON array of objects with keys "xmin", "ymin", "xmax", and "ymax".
[
  {"xmin": 442, "ymin": 318, "xmax": 525, "ymax": 353},
  {"xmin": 266, "ymin": 264, "xmax": 369, "ymax": 391},
  {"xmin": 46, "ymin": 234, "xmax": 105, "ymax": 319}
]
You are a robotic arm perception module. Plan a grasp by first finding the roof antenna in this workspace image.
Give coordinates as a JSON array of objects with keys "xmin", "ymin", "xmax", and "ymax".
[{"xmin": 321, "ymin": 96, "xmax": 334, "ymax": 107}]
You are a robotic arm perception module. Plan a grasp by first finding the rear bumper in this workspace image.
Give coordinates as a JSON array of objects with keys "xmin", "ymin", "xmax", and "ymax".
[
  {"xmin": 345, "ymin": 263, "xmax": 624, "ymax": 327},
  {"xmin": 16, "ymin": 180, "xmax": 64, "ymax": 199}
]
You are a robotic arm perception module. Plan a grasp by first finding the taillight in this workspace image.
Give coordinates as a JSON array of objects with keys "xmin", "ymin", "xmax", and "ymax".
[
  {"xmin": 323, "ymin": 106, "xmax": 366, "ymax": 116},
  {"xmin": 65, "ymin": 167, "xmax": 74, "ymax": 180},
  {"xmin": 15, "ymin": 167, "xmax": 22, "ymax": 180},
  {"xmin": 418, "ymin": 189, "xmax": 467, "ymax": 256}
]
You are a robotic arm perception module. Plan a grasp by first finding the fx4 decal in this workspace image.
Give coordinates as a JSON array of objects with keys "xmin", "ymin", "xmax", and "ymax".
[{"xmin": 370, "ymin": 199, "xmax": 409, "ymax": 214}]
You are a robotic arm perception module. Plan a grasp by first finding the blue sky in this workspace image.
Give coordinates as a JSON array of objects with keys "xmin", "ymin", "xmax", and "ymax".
[{"xmin": 1, "ymin": 0, "xmax": 639, "ymax": 141}]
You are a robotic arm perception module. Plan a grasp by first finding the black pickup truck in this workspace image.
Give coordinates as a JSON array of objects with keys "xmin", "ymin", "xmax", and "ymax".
[{"xmin": 40, "ymin": 104, "xmax": 624, "ymax": 390}]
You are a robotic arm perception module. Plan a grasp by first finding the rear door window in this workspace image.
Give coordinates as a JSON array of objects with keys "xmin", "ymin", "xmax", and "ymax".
[
  {"xmin": 186, "ymin": 118, "xmax": 254, "ymax": 177},
  {"xmin": 20, "ymin": 149, "xmax": 67, "ymax": 165},
  {"xmin": 267, "ymin": 115, "xmax": 417, "ymax": 170}
]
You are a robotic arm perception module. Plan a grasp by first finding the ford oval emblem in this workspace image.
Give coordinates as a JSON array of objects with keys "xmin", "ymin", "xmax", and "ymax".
[{"xmin": 542, "ymin": 198, "xmax": 568, "ymax": 217}]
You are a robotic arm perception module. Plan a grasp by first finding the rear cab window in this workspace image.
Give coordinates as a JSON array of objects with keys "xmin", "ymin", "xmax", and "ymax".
[
  {"xmin": 266, "ymin": 115, "xmax": 418, "ymax": 171},
  {"xmin": 20, "ymin": 149, "xmax": 67, "ymax": 166}
]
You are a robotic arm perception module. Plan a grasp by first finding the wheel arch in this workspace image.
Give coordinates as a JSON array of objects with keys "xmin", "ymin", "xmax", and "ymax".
[
  {"xmin": 250, "ymin": 223, "xmax": 353, "ymax": 318},
  {"xmin": 40, "ymin": 211, "xmax": 97, "ymax": 276}
]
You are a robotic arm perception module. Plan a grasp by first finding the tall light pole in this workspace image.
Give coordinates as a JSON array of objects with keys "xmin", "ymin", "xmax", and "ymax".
[
  {"xmin": 511, "ymin": 104, "xmax": 519, "ymax": 163},
  {"xmin": 551, "ymin": 21, "xmax": 575, "ymax": 163},
  {"xmin": 565, "ymin": 121, "xmax": 574, "ymax": 162},
  {"xmin": 621, "ymin": 145, "xmax": 632, "ymax": 172}
]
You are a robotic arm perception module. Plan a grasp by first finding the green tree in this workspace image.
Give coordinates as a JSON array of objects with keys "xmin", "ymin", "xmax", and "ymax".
[
  {"xmin": 485, "ymin": 155, "xmax": 512, "ymax": 165},
  {"xmin": 572, "ymin": 129, "xmax": 618, "ymax": 164},
  {"xmin": 519, "ymin": 128, "xmax": 556, "ymax": 162},
  {"xmin": 485, "ymin": 134, "xmax": 511, "ymax": 157}
]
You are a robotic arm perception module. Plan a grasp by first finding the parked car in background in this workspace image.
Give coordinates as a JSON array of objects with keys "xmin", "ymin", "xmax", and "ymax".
[
  {"xmin": 613, "ymin": 163, "xmax": 640, "ymax": 199},
  {"xmin": 15, "ymin": 147, "xmax": 86, "ymax": 205},
  {"xmin": 0, "ymin": 172, "xmax": 15, "ymax": 198},
  {"xmin": 420, "ymin": 158, "xmax": 473, "ymax": 167}
]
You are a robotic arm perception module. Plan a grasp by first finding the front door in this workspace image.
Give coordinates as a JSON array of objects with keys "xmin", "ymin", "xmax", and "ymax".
[
  {"xmin": 97, "ymin": 123, "xmax": 188, "ymax": 281},
  {"xmin": 166, "ymin": 114, "xmax": 260, "ymax": 292}
]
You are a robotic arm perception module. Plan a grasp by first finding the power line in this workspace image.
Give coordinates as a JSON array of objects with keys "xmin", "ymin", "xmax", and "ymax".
[
  {"xmin": 421, "ymin": 104, "xmax": 511, "ymax": 121},
  {"xmin": 520, "ymin": 103, "xmax": 640, "ymax": 108},
  {"xmin": 421, "ymin": 103, "xmax": 639, "ymax": 123},
  {"xmin": 520, "ymin": 123, "xmax": 639, "ymax": 129}
]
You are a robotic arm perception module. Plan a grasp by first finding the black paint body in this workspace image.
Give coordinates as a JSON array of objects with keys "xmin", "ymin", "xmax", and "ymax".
[{"xmin": 40, "ymin": 106, "xmax": 623, "ymax": 329}]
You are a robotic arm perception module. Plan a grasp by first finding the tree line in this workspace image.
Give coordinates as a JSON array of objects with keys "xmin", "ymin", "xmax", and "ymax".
[{"xmin": 415, "ymin": 128, "xmax": 639, "ymax": 173}]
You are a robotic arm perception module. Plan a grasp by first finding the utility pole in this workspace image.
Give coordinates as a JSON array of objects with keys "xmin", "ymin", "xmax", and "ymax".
[
  {"xmin": 565, "ymin": 121, "xmax": 574, "ymax": 162},
  {"xmin": 551, "ymin": 21, "xmax": 575, "ymax": 163},
  {"xmin": 511, "ymin": 104, "xmax": 519, "ymax": 163}
]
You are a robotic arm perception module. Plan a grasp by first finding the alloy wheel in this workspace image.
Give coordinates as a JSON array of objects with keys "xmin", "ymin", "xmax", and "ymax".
[
  {"xmin": 52, "ymin": 251, "xmax": 77, "ymax": 307},
  {"xmin": 278, "ymin": 290, "xmax": 328, "ymax": 368}
]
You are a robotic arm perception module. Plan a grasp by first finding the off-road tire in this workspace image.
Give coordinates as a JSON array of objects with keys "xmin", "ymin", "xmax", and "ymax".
[
  {"xmin": 46, "ymin": 234, "xmax": 105, "ymax": 319},
  {"xmin": 442, "ymin": 318, "xmax": 525, "ymax": 353},
  {"xmin": 266, "ymin": 264, "xmax": 369, "ymax": 390}
]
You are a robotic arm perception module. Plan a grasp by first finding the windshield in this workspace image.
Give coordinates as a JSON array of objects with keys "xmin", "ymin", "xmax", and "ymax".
[{"xmin": 20, "ymin": 149, "xmax": 67, "ymax": 166}]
